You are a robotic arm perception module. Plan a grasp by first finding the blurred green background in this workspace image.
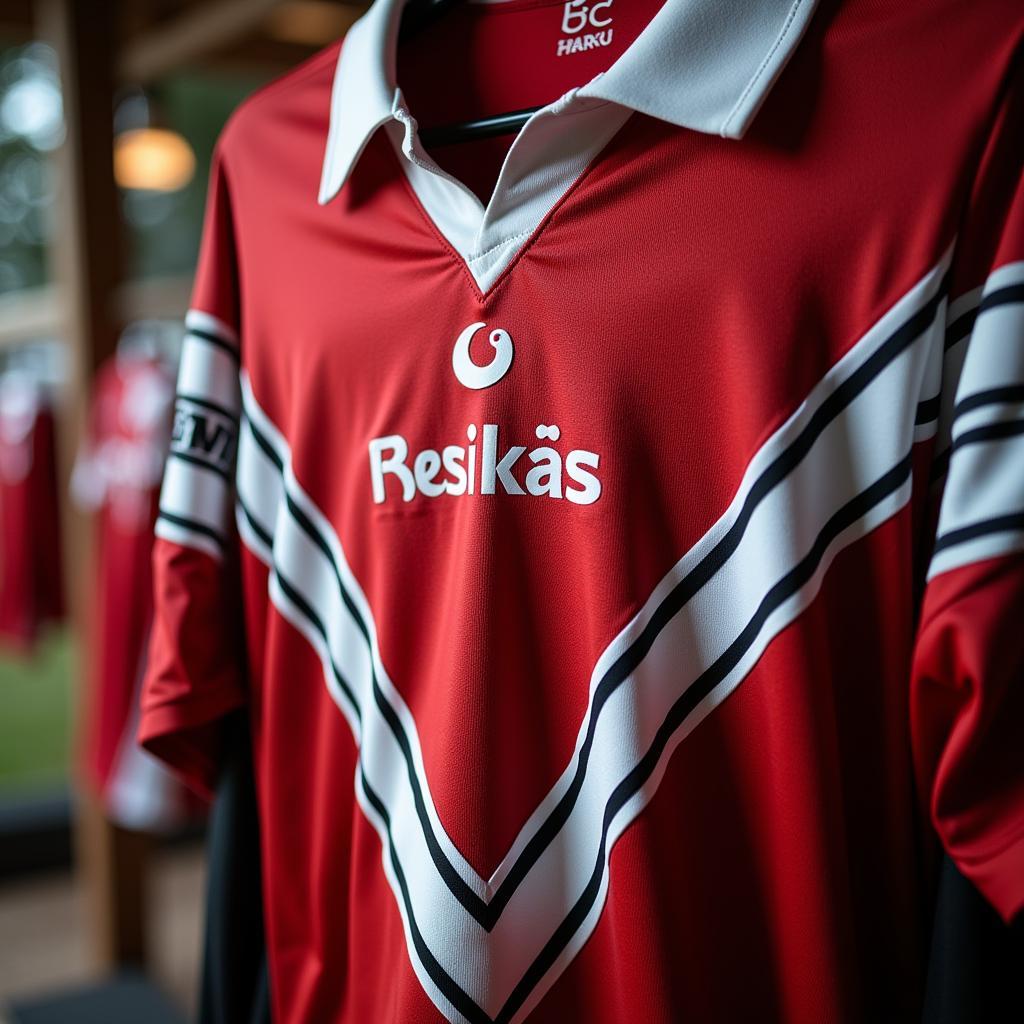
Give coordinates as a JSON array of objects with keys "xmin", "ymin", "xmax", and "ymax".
[
  {"xmin": 0, "ymin": 628, "xmax": 74, "ymax": 794},
  {"xmin": 0, "ymin": 38, "xmax": 261, "ymax": 796}
]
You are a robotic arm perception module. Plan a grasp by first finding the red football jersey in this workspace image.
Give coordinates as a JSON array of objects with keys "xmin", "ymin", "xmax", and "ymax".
[
  {"xmin": 73, "ymin": 349, "xmax": 187, "ymax": 829},
  {"xmin": 0, "ymin": 368, "xmax": 64, "ymax": 650},
  {"xmin": 141, "ymin": 0, "xmax": 1024, "ymax": 1021}
]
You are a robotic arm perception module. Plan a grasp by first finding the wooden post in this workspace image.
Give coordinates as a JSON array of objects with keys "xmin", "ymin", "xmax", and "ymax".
[
  {"xmin": 35, "ymin": 0, "xmax": 151, "ymax": 971},
  {"xmin": 75, "ymin": 789, "xmax": 153, "ymax": 970}
]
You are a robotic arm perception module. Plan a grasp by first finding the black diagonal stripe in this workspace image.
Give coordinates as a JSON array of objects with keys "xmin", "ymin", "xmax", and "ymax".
[
  {"xmin": 945, "ymin": 305, "xmax": 978, "ymax": 352},
  {"xmin": 359, "ymin": 771, "xmax": 491, "ymax": 1024},
  {"xmin": 241, "ymin": 410, "xmax": 487, "ymax": 920},
  {"xmin": 236, "ymin": 278, "xmax": 941, "ymax": 1015},
  {"xmin": 177, "ymin": 391, "xmax": 239, "ymax": 422},
  {"xmin": 237, "ymin": 496, "xmax": 272, "ymax": 548},
  {"xmin": 944, "ymin": 283, "xmax": 1024, "ymax": 352},
  {"xmin": 950, "ymin": 418, "xmax": 1024, "ymax": 453},
  {"xmin": 954, "ymin": 385, "xmax": 1024, "ymax": 420},
  {"xmin": 238, "ymin": 272, "xmax": 948, "ymax": 935},
  {"xmin": 187, "ymin": 326, "xmax": 240, "ymax": 362},
  {"xmin": 237, "ymin": 497, "xmax": 362, "ymax": 726},
  {"xmin": 930, "ymin": 446, "xmax": 951, "ymax": 484},
  {"xmin": 496, "ymin": 451, "xmax": 915, "ymax": 1024},
  {"xmin": 352, "ymin": 447, "xmax": 917, "ymax": 1024},
  {"xmin": 244, "ymin": 413, "xmax": 284, "ymax": 470},
  {"xmin": 238, "ymin": 490, "xmax": 487, "ymax": 1019},
  {"xmin": 916, "ymin": 395, "xmax": 941, "ymax": 425},
  {"xmin": 157, "ymin": 509, "xmax": 225, "ymax": 548},
  {"xmin": 484, "ymin": 272, "xmax": 949, "ymax": 923},
  {"xmin": 932, "ymin": 512, "xmax": 1024, "ymax": 555},
  {"xmin": 169, "ymin": 448, "xmax": 232, "ymax": 483}
]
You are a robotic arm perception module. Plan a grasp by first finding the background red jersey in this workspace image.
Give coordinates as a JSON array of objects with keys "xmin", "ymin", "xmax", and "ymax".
[
  {"xmin": 74, "ymin": 346, "xmax": 189, "ymax": 829},
  {"xmin": 0, "ymin": 367, "xmax": 64, "ymax": 651}
]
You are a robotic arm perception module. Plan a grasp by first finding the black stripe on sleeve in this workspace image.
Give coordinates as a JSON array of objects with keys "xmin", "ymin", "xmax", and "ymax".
[
  {"xmin": 157, "ymin": 509, "xmax": 226, "ymax": 549},
  {"xmin": 953, "ymin": 385, "xmax": 1024, "ymax": 421},
  {"xmin": 177, "ymin": 391, "xmax": 239, "ymax": 422},
  {"xmin": 945, "ymin": 283, "xmax": 1024, "ymax": 352},
  {"xmin": 169, "ymin": 449, "xmax": 233, "ymax": 483},
  {"xmin": 950, "ymin": 418, "xmax": 1024, "ymax": 454},
  {"xmin": 187, "ymin": 327, "xmax": 240, "ymax": 362},
  {"xmin": 932, "ymin": 512, "xmax": 1024, "ymax": 555},
  {"xmin": 932, "ymin": 417, "xmax": 1024, "ymax": 482},
  {"xmin": 979, "ymin": 282, "xmax": 1024, "ymax": 315}
]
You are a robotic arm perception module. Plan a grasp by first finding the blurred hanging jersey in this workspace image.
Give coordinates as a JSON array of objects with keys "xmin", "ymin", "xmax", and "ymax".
[
  {"xmin": 72, "ymin": 346, "xmax": 192, "ymax": 830},
  {"xmin": 0, "ymin": 367, "xmax": 64, "ymax": 650}
]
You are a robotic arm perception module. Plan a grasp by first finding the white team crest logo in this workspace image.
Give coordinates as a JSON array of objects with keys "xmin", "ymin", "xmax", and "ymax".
[{"xmin": 452, "ymin": 321, "xmax": 513, "ymax": 389}]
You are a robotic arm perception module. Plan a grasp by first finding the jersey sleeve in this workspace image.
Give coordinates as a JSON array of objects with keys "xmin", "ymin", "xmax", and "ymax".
[
  {"xmin": 910, "ymin": 64, "xmax": 1024, "ymax": 925},
  {"xmin": 137, "ymin": 143, "xmax": 247, "ymax": 800}
]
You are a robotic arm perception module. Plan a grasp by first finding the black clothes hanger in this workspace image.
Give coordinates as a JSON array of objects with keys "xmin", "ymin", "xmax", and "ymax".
[{"xmin": 399, "ymin": 0, "xmax": 542, "ymax": 147}]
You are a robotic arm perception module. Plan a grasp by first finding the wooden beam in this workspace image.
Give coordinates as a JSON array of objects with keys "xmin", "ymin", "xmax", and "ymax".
[
  {"xmin": 117, "ymin": 0, "xmax": 367, "ymax": 84},
  {"xmin": 36, "ymin": 0, "xmax": 120, "ymax": 596},
  {"xmin": 0, "ymin": 276, "xmax": 193, "ymax": 351},
  {"xmin": 0, "ymin": 285, "xmax": 61, "ymax": 349},
  {"xmin": 36, "ymin": 0, "xmax": 148, "ymax": 973},
  {"xmin": 117, "ymin": 0, "xmax": 285, "ymax": 83},
  {"xmin": 74, "ymin": 788, "xmax": 153, "ymax": 971},
  {"xmin": 39, "ymin": 0, "xmax": 122, "ymax": 384},
  {"xmin": 263, "ymin": 0, "xmax": 362, "ymax": 47},
  {"xmin": 0, "ymin": 0, "xmax": 33, "ymax": 40}
]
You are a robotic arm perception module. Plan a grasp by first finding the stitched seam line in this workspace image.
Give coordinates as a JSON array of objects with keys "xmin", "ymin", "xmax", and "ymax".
[
  {"xmin": 378, "ymin": 128, "xmax": 488, "ymax": 298},
  {"xmin": 466, "ymin": 229, "xmax": 535, "ymax": 263},
  {"xmin": 482, "ymin": 109, "xmax": 635, "ymax": 297},
  {"xmin": 721, "ymin": 0, "xmax": 805, "ymax": 135},
  {"xmin": 553, "ymin": 98, "xmax": 614, "ymax": 119},
  {"xmin": 385, "ymin": 109, "xmax": 635, "ymax": 300}
]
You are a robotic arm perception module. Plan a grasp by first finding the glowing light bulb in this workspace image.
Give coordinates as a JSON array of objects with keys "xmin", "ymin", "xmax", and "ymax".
[{"xmin": 114, "ymin": 128, "xmax": 195, "ymax": 192}]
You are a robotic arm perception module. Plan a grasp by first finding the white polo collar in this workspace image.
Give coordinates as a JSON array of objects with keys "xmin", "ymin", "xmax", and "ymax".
[{"xmin": 318, "ymin": 0, "xmax": 820, "ymax": 206}]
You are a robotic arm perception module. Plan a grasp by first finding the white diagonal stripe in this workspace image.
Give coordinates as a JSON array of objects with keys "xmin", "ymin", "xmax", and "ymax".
[
  {"xmin": 487, "ymin": 245, "xmax": 952, "ymax": 894},
  {"xmin": 231, "ymin": 249, "xmax": 950, "ymax": 1021},
  {"xmin": 238, "ymin": 385, "xmax": 484, "ymax": 893}
]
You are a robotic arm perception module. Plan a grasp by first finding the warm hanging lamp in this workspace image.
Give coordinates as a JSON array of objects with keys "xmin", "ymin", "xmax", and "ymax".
[{"xmin": 113, "ymin": 87, "xmax": 195, "ymax": 193}]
